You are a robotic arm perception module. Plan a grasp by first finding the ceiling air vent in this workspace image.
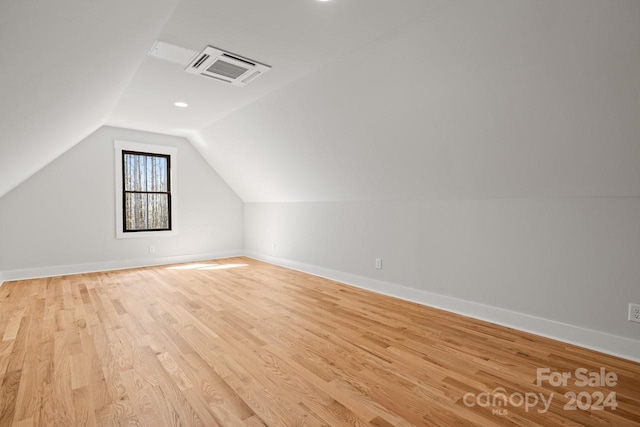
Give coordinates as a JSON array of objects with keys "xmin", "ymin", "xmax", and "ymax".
[{"xmin": 185, "ymin": 46, "xmax": 270, "ymax": 87}]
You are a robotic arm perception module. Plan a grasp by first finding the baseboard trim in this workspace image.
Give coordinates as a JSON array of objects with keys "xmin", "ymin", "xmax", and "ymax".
[
  {"xmin": 0, "ymin": 250, "xmax": 244, "ymax": 282},
  {"xmin": 3, "ymin": 250, "xmax": 638, "ymax": 363},
  {"xmin": 245, "ymin": 251, "xmax": 640, "ymax": 363}
]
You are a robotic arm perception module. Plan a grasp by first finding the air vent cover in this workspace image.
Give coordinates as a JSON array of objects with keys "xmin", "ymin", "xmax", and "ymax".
[{"xmin": 185, "ymin": 46, "xmax": 271, "ymax": 87}]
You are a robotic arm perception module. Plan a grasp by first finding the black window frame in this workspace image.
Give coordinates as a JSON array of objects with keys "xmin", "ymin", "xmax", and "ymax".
[{"xmin": 122, "ymin": 150, "xmax": 172, "ymax": 233}]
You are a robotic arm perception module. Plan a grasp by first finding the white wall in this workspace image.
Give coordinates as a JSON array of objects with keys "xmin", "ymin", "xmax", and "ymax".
[
  {"xmin": 236, "ymin": 0, "xmax": 640, "ymax": 359},
  {"xmin": 245, "ymin": 200, "xmax": 640, "ymax": 360},
  {"xmin": 0, "ymin": 126, "xmax": 243, "ymax": 277}
]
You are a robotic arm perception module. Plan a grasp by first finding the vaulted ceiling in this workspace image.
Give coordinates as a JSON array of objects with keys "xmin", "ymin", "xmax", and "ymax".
[
  {"xmin": 1, "ymin": 0, "xmax": 639, "ymax": 202},
  {"xmin": 108, "ymin": 0, "xmax": 445, "ymax": 134},
  {"xmin": 0, "ymin": 0, "xmax": 180, "ymax": 197}
]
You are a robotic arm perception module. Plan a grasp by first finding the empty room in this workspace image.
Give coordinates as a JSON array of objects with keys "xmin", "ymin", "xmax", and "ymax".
[{"xmin": 1, "ymin": 0, "xmax": 639, "ymax": 425}]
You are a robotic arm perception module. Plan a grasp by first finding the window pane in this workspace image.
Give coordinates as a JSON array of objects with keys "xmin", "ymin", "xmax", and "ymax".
[
  {"xmin": 147, "ymin": 194, "xmax": 169, "ymax": 229},
  {"xmin": 125, "ymin": 193, "xmax": 148, "ymax": 230},
  {"xmin": 124, "ymin": 153, "xmax": 168, "ymax": 192},
  {"xmin": 124, "ymin": 153, "xmax": 145, "ymax": 192},
  {"xmin": 125, "ymin": 193, "xmax": 170, "ymax": 231},
  {"xmin": 150, "ymin": 156, "xmax": 168, "ymax": 192}
]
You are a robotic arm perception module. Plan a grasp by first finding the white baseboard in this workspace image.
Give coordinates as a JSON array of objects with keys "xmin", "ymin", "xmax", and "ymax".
[
  {"xmin": 245, "ymin": 251, "xmax": 640, "ymax": 364},
  {"xmin": 3, "ymin": 249, "xmax": 638, "ymax": 363},
  {"xmin": 0, "ymin": 250, "xmax": 244, "ymax": 282}
]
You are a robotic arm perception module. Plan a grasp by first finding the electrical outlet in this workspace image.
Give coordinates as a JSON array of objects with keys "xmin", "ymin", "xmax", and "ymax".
[
  {"xmin": 375, "ymin": 258, "xmax": 382, "ymax": 270},
  {"xmin": 149, "ymin": 245, "xmax": 156, "ymax": 255},
  {"xmin": 630, "ymin": 304, "xmax": 640, "ymax": 323}
]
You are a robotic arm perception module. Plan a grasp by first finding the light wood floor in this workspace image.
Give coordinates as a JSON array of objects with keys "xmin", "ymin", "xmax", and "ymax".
[{"xmin": 0, "ymin": 257, "xmax": 638, "ymax": 426}]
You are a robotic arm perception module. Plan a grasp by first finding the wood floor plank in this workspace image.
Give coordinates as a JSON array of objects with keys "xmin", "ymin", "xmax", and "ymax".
[
  {"xmin": 0, "ymin": 257, "xmax": 638, "ymax": 426},
  {"xmin": 73, "ymin": 386, "xmax": 97, "ymax": 427},
  {"xmin": 2, "ymin": 308, "xmax": 25, "ymax": 342},
  {"xmin": 12, "ymin": 358, "xmax": 39, "ymax": 425},
  {"xmin": 0, "ymin": 342, "xmax": 14, "ymax": 378},
  {"xmin": 0, "ymin": 370, "xmax": 21, "ymax": 427}
]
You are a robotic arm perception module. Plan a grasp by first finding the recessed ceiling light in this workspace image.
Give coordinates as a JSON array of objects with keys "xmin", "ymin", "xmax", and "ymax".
[{"xmin": 174, "ymin": 101, "xmax": 188, "ymax": 108}]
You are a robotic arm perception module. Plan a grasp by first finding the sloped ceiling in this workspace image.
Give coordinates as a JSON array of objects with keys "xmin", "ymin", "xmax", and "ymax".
[
  {"xmin": 0, "ymin": 0, "xmax": 180, "ymax": 197},
  {"xmin": 0, "ymin": 0, "xmax": 445, "ymax": 198},
  {"xmin": 197, "ymin": 0, "xmax": 640, "ymax": 202},
  {"xmin": 1, "ymin": 0, "xmax": 639, "ymax": 202},
  {"xmin": 108, "ymin": 0, "xmax": 446, "ymax": 135}
]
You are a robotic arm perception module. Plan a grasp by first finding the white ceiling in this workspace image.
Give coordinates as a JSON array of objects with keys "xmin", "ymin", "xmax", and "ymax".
[
  {"xmin": 0, "ymin": 0, "xmax": 180, "ymax": 197},
  {"xmin": 108, "ymin": 0, "xmax": 445, "ymax": 134},
  {"xmin": 2, "ymin": 0, "xmax": 639, "ymax": 203},
  {"xmin": 197, "ymin": 0, "xmax": 640, "ymax": 202},
  {"xmin": 0, "ymin": 0, "xmax": 445, "ymax": 198}
]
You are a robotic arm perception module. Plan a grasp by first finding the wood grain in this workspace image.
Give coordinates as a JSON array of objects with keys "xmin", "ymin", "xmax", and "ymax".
[{"xmin": 0, "ymin": 257, "xmax": 638, "ymax": 426}]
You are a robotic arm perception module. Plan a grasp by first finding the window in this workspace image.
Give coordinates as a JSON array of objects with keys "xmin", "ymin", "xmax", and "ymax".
[
  {"xmin": 122, "ymin": 151, "xmax": 171, "ymax": 232},
  {"xmin": 114, "ymin": 141, "xmax": 177, "ymax": 239}
]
